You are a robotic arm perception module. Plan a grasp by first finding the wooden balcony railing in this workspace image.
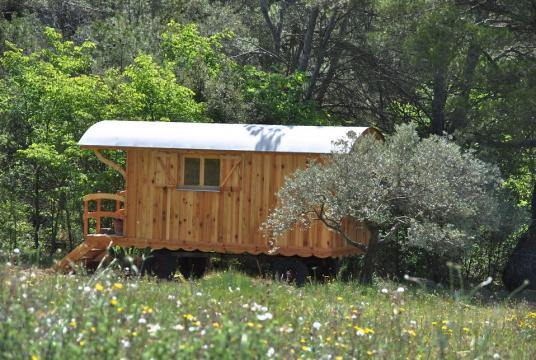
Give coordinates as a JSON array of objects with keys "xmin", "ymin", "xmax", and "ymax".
[{"xmin": 83, "ymin": 191, "xmax": 126, "ymax": 236}]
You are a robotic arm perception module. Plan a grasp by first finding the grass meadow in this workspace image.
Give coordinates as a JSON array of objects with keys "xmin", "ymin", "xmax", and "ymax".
[{"xmin": 1, "ymin": 262, "xmax": 535, "ymax": 359}]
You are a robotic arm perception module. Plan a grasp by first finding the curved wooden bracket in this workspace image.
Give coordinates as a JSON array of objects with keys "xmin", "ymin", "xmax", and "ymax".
[{"xmin": 94, "ymin": 150, "xmax": 126, "ymax": 180}]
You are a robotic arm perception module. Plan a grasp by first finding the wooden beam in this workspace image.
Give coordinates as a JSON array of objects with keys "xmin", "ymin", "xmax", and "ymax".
[{"xmin": 94, "ymin": 150, "xmax": 126, "ymax": 180}]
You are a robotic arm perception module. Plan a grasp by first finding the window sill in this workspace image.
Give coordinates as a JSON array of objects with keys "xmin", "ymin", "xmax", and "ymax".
[{"xmin": 176, "ymin": 185, "xmax": 220, "ymax": 193}]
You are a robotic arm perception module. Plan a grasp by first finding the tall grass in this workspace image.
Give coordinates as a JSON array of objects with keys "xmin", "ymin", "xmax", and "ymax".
[{"xmin": 0, "ymin": 263, "xmax": 535, "ymax": 359}]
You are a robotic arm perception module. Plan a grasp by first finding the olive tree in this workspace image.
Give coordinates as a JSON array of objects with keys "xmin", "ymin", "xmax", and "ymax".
[{"xmin": 264, "ymin": 123, "xmax": 504, "ymax": 283}]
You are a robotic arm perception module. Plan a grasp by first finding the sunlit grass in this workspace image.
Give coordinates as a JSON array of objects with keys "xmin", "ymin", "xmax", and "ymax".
[{"xmin": 0, "ymin": 264, "xmax": 535, "ymax": 359}]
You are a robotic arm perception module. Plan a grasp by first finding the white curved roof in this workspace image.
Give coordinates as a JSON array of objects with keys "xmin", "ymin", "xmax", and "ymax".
[{"xmin": 79, "ymin": 120, "xmax": 378, "ymax": 154}]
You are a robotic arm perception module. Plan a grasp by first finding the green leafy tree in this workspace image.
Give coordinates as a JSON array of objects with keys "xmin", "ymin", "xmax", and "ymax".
[{"xmin": 114, "ymin": 54, "xmax": 206, "ymax": 122}]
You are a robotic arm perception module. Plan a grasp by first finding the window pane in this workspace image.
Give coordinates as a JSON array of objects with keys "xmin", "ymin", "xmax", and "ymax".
[
  {"xmin": 204, "ymin": 158, "xmax": 220, "ymax": 186},
  {"xmin": 184, "ymin": 158, "xmax": 200, "ymax": 185}
]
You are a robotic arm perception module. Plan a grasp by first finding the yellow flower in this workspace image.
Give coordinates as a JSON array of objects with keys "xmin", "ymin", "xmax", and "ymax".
[
  {"xmin": 117, "ymin": 307, "xmax": 124, "ymax": 313},
  {"xmin": 90, "ymin": 326, "xmax": 96, "ymax": 333},
  {"xmin": 463, "ymin": 327, "xmax": 470, "ymax": 333},
  {"xmin": 432, "ymin": 321, "xmax": 437, "ymax": 326},
  {"xmin": 337, "ymin": 296, "xmax": 343, "ymax": 301},
  {"xmin": 31, "ymin": 355, "xmax": 39, "ymax": 360},
  {"xmin": 95, "ymin": 283, "xmax": 104, "ymax": 292},
  {"xmin": 131, "ymin": 331, "xmax": 138, "ymax": 337},
  {"xmin": 212, "ymin": 322, "xmax": 220, "ymax": 328},
  {"xmin": 113, "ymin": 283, "xmax": 123, "ymax": 290},
  {"xmin": 441, "ymin": 325, "xmax": 448, "ymax": 331},
  {"xmin": 529, "ymin": 312, "xmax": 536, "ymax": 319},
  {"xmin": 367, "ymin": 350, "xmax": 374, "ymax": 356},
  {"xmin": 301, "ymin": 346, "xmax": 310, "ymax": 352},
  {"xmin": 406, "ymin": 329, "xmax": 416, "ymax": 337},
  {"xmin": 110, "ymin": 298, "xmax": 118, "ymax": 306},
  {"xmin": 79, "ymin": 340, "xmax": 85, "ymax": 347},
  {"xmin": 183, "ymin": 314, "xmax": 194, "ymax": 321},
  {"xmin": 247, "ymin": 322, "xmax": 255, "ymax": 328},
  {"xmin": 142, "ymin": 306, "xmax": 153, "ymax": 314},
  {"xmin": 69, "ymin": 320, "xmax": 77, "ymax": 328},
  {"xmin": 335, "ymin": 356, "xmax": 343, "ymax": 360}
]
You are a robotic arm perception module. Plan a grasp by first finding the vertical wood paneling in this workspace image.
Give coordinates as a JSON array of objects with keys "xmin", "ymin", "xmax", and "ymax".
[
  {"xmin": 126, "ymin": 151, "xmax": 138, "ymax": 238},
  {"xmin": 127, "ymin": 149, "xmax": 367, "ymax": 257}
]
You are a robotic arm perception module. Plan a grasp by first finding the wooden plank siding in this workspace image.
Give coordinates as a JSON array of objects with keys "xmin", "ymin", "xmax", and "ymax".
[{"xmin": 121, "ymin": 149, "xmax": 368, "ymax": 258}]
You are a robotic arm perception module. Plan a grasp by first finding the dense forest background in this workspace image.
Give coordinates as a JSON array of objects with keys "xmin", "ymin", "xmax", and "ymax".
[{"xmin": 0, "ymin": 0, "xmax": 535, "ymax": 284}]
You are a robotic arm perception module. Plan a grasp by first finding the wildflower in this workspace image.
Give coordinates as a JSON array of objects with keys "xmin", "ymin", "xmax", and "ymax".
[
  {"xmin": 463, "ymin": 327, "xmax": 470, "ymax": 333},
  {"xmin": 337, "ymin": 296, "xmax": 343, "ymax": 301},
  {"xmin": 121, "ymin": 339, "xmax": 131, "ymax": 348},
  {"xmin": 83, "ymin": 286, "xmax": 91, "ymax": 293},
  {"xmin": 183, "ymin": 314, "xmax": 195, "ymax": 321},
  {"xmin": 381, "ymin": 288, "xmax": 389, "ymax": 294},
  {"xmin": 367, "ymin": 351, "xmax": 375, "ymax": 356},
  {"xmin": 13, "ymin": 248, "xmax": 20, "ymax": 254},
  {"xmin": 95, "ymin": 283, "xmax": 104, "ymax": 292},
  {"xmin": 266, "ymin": 347, "xmax": 275, "ymax": 357},
  {"xmin": 195, "ymin": 292, "xmax": 202, "ymax": 296},
  {"xmin": 405, "ymin": 329, "xmax": 416, "ymax": 337},
  {"xmin": 312, "ymin": 321, "xmax": 321, "ymax": 330},
  {"xmin": 117, "ymin": 307, "xmax": 124, "ymax": 313},
  {"xmin": 432, "ymin": 321, "xmax": 438, "ymax": 326},
  {"xmin": 173, "ymin": 324, "xmax": 185, "ymax": 330},
  {"xmin": 142, "ymin": 306, "xmax": 153, "ymax": 314},
  {"xmin": 110, "ymin": 297, "xmax": 118, "ymax": 306},
  {"xmin": 212, "ymin": 322, "xmax": 220, "ymax": 329},
  {"xmin": 396, "ymin": 287, "xmax": 405, "ymax": 293},
  {"xmin": 147, "ymin": 323, "xmax": 161, "ymax": 336},
  {"xmin": 31, "ymin": 355, "xmax": 39, "ymax": 360},
  {"xmin": 90, "ymin": 326, "xmax": 96, "ymax": 333},
  {"xmin": 301, "ymin": 346, "xmax": 311, "ymax": 352},
  {"xmin": 335, "ymin": 357, "xmax": 343, "ymax": 360},
  {"xmin": 69, "ymin": 320, "xmax": 77, "ymax": 328},
  {"xmin": 493, "ymin": 354, "xmax": 500, "ymax": 359},
  {"xmin": 113, "ymin": 283, "xmax": 123, "ymax": 290},
  {"xmin": 247, "ymin": 322, "xmax": 255, "ymax": 328},
  {"xmin": 257, "ymin": 312, "xmax": 273, "ymax": 321},
  {"xmin": 410, "ymin": 320, "xmax": 417, "ymax": 327},
  {"xmin": 529, "ymin": 312, "xmax": 536, "ymax": 319},
  {"xmin": 79, "ymin": 340, "xmax": 85, "ymax": 347},
  {"xmin": 138, "ymin": 318, "xmax": 147, "ymax": 324}
]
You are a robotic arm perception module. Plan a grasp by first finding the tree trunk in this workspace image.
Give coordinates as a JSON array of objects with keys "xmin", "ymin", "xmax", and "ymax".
[
  {"xmin": 304, "ymin": 10, "xmax": 339, "ymax": 100},
  {"xmin": 430, "ymin": 70, "xmax": 448, "ymax": 136},
  {"xmin": 315, "ymin": 15, "xmax": 348, "ymax": 103},
  {"xmin": 360, "ymin": 225, "xmax": 379, "ymax": 284},
  {"xmin": 296, "ymin": 5, "xmax": 319, "ymax": 73},
  {"xmin": 530, "ymin": 180, "xmax": 536, "ymax": 235},
  {"xmin": 50, "ymin": 201, "xmax": 60, "ymax": 254},
  {"xmin": 450, "ymin": 41, "xmax": 480, "ymax": 132},
  {"xmin": 503, "ymin": 179, "xmax": 536, "ymax": 291},
  {"xmin": 32, "ymin": 169, "xmax": 40, "ymax": 249},
  {"xmin": 65, "ymin": 203, "xmax": 74, "ymax": 251}
]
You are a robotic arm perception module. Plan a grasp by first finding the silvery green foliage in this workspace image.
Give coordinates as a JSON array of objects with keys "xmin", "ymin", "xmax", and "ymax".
[{"xmin": 264, "ymin": 123, "xmax": 503, "ymax": 256}]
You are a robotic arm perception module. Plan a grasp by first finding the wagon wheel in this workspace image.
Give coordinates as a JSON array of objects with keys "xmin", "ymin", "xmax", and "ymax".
[
  {"xmin": 142, "ymin": 249, "xmax": 176, "ymax": 280},
  {"xmin": 272, "ymin": 258, "xmax": 309, "ymax": 287},
  {"xmin": 178, "ymin": 257, "xmax": 208, "ymax": 279}
]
